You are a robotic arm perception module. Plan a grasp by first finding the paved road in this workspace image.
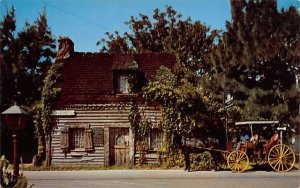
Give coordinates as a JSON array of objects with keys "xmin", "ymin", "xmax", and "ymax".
[{"xmin": 24, "ymin": 170, "xmax": 300, "ymax": 188}]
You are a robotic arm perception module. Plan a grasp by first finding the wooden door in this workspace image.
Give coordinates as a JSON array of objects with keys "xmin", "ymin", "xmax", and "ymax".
[{"xmin": 109, "ymin": 128, "xmax": 129, "ymax": 165}]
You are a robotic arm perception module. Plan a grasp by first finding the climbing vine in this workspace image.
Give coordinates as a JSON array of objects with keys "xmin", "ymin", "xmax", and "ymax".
[
  {"xmin": 33, "ymin": 62, "xmax": 63, "ymax": 160},
  {"xmin": 128, "ymin": 100, "xmax": 151, "ymax": 165},
  {"xmin": 142, "ymin": 65, "xmax": 220, "ymax": 167},
  {"xmin": 142, "ymin": 66, "xmax": 182, "ymax": 166}
]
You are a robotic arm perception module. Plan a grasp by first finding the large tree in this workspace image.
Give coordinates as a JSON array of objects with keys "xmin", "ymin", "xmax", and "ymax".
[
  {"xmin": 98, "ymin": 6, "xmax": 218, "ymax": 80},
  {"xmin": 16, "ymin": 9, "xmax": 56, "ymax": 106},
  {"xmin": 0, "ymin": 6, "xmax": 18, "ymax": 111},
  {"xmin": 0, "ymin": 6, "xmax": 56, "ymax": 161},
  {"xmin": 210, "ymin": 0, "xmax": 300, "ymax": 126},
  {"xmin": 1, "ymin": 7, "xmax": 56, "ymax": 110}
]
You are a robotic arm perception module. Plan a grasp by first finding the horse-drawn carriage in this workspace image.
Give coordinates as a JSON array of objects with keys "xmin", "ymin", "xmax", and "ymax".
[{"xmin": 183, "ymin": 120, "xmax": 296, "ymax": 173}]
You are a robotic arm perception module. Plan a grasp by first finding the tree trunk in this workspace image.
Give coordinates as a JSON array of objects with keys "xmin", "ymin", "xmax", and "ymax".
[{"xmin": 45, "ymin": 133, "xmax": 51, "ymax": 166}]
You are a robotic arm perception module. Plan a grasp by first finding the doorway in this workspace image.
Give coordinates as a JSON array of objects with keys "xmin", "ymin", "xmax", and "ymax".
[{"xmin": 109, "ymin": 128, "xmax": 129, "ymax": 165}]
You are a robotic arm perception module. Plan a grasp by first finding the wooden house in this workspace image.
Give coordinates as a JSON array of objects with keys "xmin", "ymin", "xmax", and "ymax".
[{"xmin": 49, "ymin": 37, "xmax": 175, "ymax": 165}]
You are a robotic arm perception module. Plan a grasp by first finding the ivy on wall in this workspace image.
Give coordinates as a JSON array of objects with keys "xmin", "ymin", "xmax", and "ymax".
[
  {"xmin": 140, "ymin": 65, "xmax": 221, "ymax": 167},
  {"xmin": 33, "ymin": 62, "xmax": 63, "ymax": 158},
  {"xmin": 128, "ymin": 100, "xmax": 151, "ymax": 165},
  {"xmin": 142, "ymin": 66, "xmax": 183, "ymax": 166}
]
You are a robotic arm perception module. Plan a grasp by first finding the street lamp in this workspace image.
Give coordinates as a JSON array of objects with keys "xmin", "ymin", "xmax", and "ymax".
[{"xmin": 2, "ymin": 103, "xmax": 30, "ymax": 177}]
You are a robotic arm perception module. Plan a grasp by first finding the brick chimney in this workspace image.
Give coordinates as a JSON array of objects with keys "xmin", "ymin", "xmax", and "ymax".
[{"xmin": 57, "ymin": 36, "xmax": 74, "ymax": 60}]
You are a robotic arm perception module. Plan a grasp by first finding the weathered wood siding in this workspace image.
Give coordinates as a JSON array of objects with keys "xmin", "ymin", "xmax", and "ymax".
[
  {"xmin": 134, "ymin": 152, "xmax": 161, "ymax": 164},
  {"xmin": 51, "ymin": 104, "xmax": 162, "ymax": 165}
]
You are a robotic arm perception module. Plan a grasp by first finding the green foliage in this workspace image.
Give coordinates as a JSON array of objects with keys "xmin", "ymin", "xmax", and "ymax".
[
  {"xmin": 135, "ymin": 140, "xmax": 148, "ymax": 165},
  {"xmin": 101, "ymin": 6, "xmax": 224, "ymax": 166},
  {"xmin": 143, "ymin": 66, "xmax": 223, "ymax": 166},
  {"xmin": 33, "ymin": 62, "xmax": 63, "ymax": 156},
  {"xmin": 190, "ymin": 151, "xmax": 215, "ymax": 171},
  {"xmin": 157, "ymin": 148, "xmax": 185, "ymax": 168},
  {"xmin": 128, "ymin": 100, "xmax": 151, "ymax": 165},
  {"xmin": 0, "ymin": 155, "xmax": 28, "ymax": 188},
  {"xmin": 1, "ymin": 5, "xmax": 56, "ymax": 166},
  {"xmin": 98, "ymin": 6, "xmax": 218, "ymax": 77},
  {"xmin": 144, "ymin": 66, "xmax": 223, "ymax": 137},
  {"xmin": 128, "ymin": 100, "xmax": 151, "ymax": 142},
  {"xmin": 143, "ymin": 66, "xmax": 178, "ymax": 162},
  {"xmin": 210, "ymin": 0, "xmax": 300, "ymax": 126},
  {"xmin": 0, "ymin": 6, "xmax": 17, "ymax": 111},
  {"xmin": 101, "ymin": 5, "xmax": 223, "ymax": 149},
  {"xmin": 0, "ymin": 6, "xmax": 56, "ymax": 110}
]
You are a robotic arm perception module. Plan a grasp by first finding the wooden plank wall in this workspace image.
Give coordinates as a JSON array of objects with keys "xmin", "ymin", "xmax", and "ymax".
[
  {"xmin": 51, "ymin": 104, "xmax": 162, "ymax": 165},
  {"xmin": 134, "ymin": 152, "xmax": 161, "ymax": 164}
]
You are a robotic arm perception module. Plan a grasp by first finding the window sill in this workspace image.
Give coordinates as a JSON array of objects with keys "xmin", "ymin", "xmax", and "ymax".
[
  {"xmin": 70, "ymin": 149, "xmax": 85, "ymax": 157},
  {"xmin": 147, "ymin": 149, "xmax": 160, "ymax": 152},
  {"xmin": 116, "ymin": 93, "xmax": 138, "ymax": 97},
  {"xmin": 71, "ymin": 148, "xmax": 85, "ymax": 152},
  {"xmin": 70, "ymin": 153, "xmax": 83, "ymax": 157}
]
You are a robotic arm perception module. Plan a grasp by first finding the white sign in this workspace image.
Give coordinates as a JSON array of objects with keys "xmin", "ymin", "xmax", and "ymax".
[
  {"xmin": 51, "ymin": 110, "xmax": 76, "ymax": 116},
  {"xmin": 225, "ymin": 93, "xmax": 233, "ymax": 104}
]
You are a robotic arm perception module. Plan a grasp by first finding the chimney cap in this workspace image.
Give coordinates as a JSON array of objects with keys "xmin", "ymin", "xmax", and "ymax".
[{"xmin": 57, "ymin": 36, "xmax": 74, "ymax": 60}]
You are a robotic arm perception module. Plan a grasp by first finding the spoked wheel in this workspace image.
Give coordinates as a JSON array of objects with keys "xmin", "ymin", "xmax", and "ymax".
[
  {"xmin": 268, "ymin": 144, "xmax": 295, "ymax": 172},
  {"xmin": 227, "ymin": 150, "xmax": 249, "ymax": 173}
]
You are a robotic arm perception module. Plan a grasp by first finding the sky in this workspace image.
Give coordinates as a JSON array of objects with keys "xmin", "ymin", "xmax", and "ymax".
[{"xmin": 1, "ymin": 0, "xmax": 300, "ymax": 52}]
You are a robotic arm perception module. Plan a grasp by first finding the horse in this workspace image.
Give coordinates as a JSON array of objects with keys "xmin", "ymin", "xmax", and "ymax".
[{"xmin": 181, "ymin": 136, "xmax": 222, "ymax": 171}]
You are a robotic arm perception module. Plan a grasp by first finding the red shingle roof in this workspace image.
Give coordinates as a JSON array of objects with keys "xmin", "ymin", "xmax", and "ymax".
[{"xmin": 55, "ymin": 52, "xmax": 175, "ymax": 108}]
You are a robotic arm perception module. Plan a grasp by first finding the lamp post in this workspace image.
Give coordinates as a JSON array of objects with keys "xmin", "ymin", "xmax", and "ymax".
[{"xmin": 2, "ymin": 103, "xmax": 30, "ymax": 177}]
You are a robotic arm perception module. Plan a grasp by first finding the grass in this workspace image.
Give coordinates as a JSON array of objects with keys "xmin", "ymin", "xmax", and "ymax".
[
  {"xmin": 10, "ymin": 158, "xmax": 300, "ymax": 171},
  {"xmin": 14, "ymin": 162, "xmax": 181, "ymax": 171}
]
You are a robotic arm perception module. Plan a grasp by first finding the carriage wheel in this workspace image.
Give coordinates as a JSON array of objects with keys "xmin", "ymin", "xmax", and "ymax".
[
  {"xmin": 268, "ymin": 144, "xmax": 295, "ymax": 172},
  {"xmin": 227, "ymin": 150, "xmax": 249, "ymax": 173}
]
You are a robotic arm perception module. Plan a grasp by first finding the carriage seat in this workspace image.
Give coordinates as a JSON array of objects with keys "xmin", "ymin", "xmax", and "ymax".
[
  {"xmin": 263, "ymin": 133, "xmax": 279, "ymax": 155},
  {"xmin": 226, "ymin": 142, "xmax": 234, "ymax": 152}
]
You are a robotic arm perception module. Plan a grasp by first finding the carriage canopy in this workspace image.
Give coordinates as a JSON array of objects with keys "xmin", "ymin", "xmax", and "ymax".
[
  {"xmin": 234, "ymin": 120, "xmax": 279, "ymax": 138},
  {"xmin": 235, "ymin": 120, "xmax": 279, "ymax": 126}
]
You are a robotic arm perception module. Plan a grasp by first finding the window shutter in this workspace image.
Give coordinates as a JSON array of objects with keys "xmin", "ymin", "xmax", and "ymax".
[
  {"xmin": 60, "ymin": 127, "xmax": 69, "ymax": 150},
  {"xmin": 84, "ymin": 128, "xmax": 93, "ymax": 151}
]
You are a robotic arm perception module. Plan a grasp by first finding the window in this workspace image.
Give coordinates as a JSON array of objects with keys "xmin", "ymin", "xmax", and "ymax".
[
  {"xmin": 60, "ymin": 126, "xmax": 94, "ymax": 152},
  {"xmin": 114, "ymin": 71, "xmax": 140, "ymax": 95},
  {"xmin": 150, "ymin": 129, "xmax": 163, "ymax": 150},
  {"xmin": 119, "ymin": 75, "xmax": 130, "ymax": 94},
  {"xmin": 69, "ymin": 128, "xmax": 84, "ymax": 150}
]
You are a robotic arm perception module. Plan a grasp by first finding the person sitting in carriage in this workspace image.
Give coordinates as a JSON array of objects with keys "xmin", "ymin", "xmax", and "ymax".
[
  {"xmin": 250, "ymin": 133, "xmax": 262, "ymax": 159},
  {"xmin": 236, "ymin": 129, "xmax": 250, "ymax": 150},
  {"xmin": 250, "ymin": 134, "xmax": 259, "ymax": 146}
]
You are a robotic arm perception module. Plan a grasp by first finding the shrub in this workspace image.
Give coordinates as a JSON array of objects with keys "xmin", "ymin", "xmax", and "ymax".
[
  {"xmin": 0, "ymin": 155, "xmax": 28, "ymax": 188},
  {"xmin": 190, "ymin": 151, "xmax": 215, "ymax": 171}
]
